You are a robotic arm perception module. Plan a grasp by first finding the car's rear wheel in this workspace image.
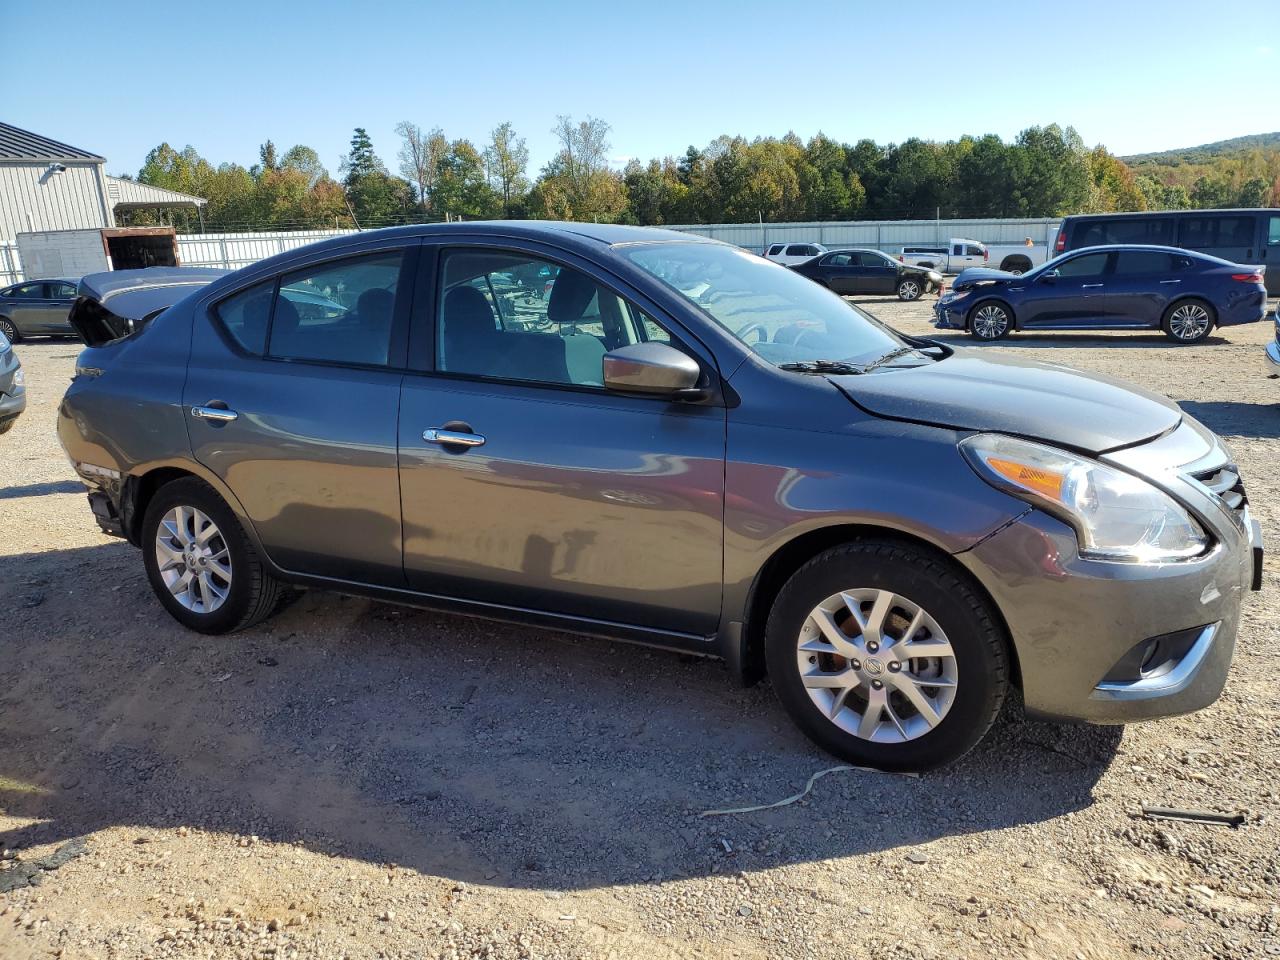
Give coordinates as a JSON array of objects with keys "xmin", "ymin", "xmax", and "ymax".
[
  {"xmin": 969, "ymin": 301, "xmax": 1012, "ymax": 340},
  {"xmin": 142, "ymin": 477, "xmax": 285, "ymax": 634},
  {"xmin": 764, "ymin": 541, "xmax": 1010, "ymax": 772},
  {"xmin": 0, "ymin": 318, "xmax": 18, "ymax": 343},
  {"xmin": 1163, "ymin": 299, "xmax": 1214, "ymax": 343},
  {"xmin": 896, "ymin": 278, "xmax": 922, "ymax": 301}
]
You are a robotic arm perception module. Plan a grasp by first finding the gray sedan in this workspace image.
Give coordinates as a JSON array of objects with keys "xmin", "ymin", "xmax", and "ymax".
[
  {"xmin": 57, "ymin": 223, "xmax": 1263, "ymax": 771},
  {"xmin": 0, "ymin": 277, "xmax": 79, "ymax": 341}
]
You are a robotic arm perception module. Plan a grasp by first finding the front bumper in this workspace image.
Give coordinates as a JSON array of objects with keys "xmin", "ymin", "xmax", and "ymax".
[
  {"xmin": 0, "ymin": 385, "xmax": 25, "ymax": 426},
  {"xmin": 933, "ymin": 295, "xmax": 970, "ymax": 329},
  {"xmin": 957, "ymin": 506, "xmax": 1258, "ymax": 724},
  {"xmin": 1265, "ymin": 339, "xmax": 1280, "ymax": 377}
]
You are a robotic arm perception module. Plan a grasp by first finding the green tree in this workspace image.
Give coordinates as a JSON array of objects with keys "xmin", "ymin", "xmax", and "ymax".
[{"xmin": 483, "ymin": 122, "xmax": 530, "ymax": 216}]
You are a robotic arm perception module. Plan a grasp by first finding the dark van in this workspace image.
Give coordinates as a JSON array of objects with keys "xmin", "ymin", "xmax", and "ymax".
[{"xmin": 1056, "ymin": 209, "xmax": 1280, "ymax": 296}]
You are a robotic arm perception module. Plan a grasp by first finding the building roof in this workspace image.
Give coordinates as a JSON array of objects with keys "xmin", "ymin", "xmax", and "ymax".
[
  {"xmin": 0, "ymin": 122, "xmax": 104, "ymax": 162},
  {"xmin": 106, "ymin": 176, "xmax": 206, "ymax": 209}
]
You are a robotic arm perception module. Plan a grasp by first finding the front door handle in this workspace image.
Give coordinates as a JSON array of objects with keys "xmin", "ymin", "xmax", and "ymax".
[
  {"xmin": 1159, "ymin": 279, "xmax": 1182, "ymax": 284},
  {"xmin": 1081, "ymin": 283, "xmax": 1104, "ymax": 289},
  {"xmin": 191, "ymin": 405, "xmax": 238, "ymax": 423},
  {"xmin": 423, "ymin": 428, "xmax": 485, "ymax": 448}
]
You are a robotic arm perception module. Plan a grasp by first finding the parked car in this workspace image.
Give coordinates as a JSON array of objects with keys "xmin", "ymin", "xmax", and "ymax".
[
  {"xmin": 934, "ymin": 245, "xmax": 1268, "ymax": 342},
  {"xmin": 898, "ymin": 239, "xmax": 987, "ymax": 274},
  {"xmin": 790, "ymin": 248, "xmax": 942, "ymax": 300},
  {"xmin": 1056, "ymin": 209, "xmax": 1280, "ymax": 296},
  {"xmin": 1266, "ymin": 309, "xmax": 1279, "ymax": 378},
  {"xmin": 59, "ymin": 222, "xmax": 1262, "ymax": 771},
  {"xmin": 0, "ymin": 277, "xmax": 79, "ymax": 341},
  {"xmin": 764, "ymin": 242, "xmax": 827, "ymax": 266},
  {"xmin": 0, "ymin": 327, "xmax": 25, "ymax": 434}
]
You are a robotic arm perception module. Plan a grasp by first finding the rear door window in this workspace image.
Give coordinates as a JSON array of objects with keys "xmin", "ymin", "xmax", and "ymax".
[
  {"xmin": 1113, "ymin": 251, "xmax": 1176, "ymax": 275},
  {"xmin": 767, "ymin": 244, "xmax": 784, "ymax": 256},
  {"xmin": 822, "ymin": 253, "xmax": 853, "ymax": 266},
  {"xmin": 784, "ymin": 245, "xmax": 812, "ymax": 257},
  {"xmin": 270, "ymin": 251, "xmax": 404, "ymax": 366},
  {"xmin": 51, "ymin": 281, "xmax": 78, "ymax": 298},
  {"xmin": 964, "ymin": 245, "xmax": 984, "ymax": 256},
  {"xmin": 1268, "ymin": 215, "xmax": 1280, "ymax": 249},
  {"xmin": 214, "ymin": 281, "xmax": 274, "ymax": 355}
]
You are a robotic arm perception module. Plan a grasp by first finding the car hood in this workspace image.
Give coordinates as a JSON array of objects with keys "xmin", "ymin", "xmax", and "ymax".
[
  {"xmin": 830, "ymin": 349, "xmax": 1182, "ymax": 454},
  {"xmin": 951, "ymin": 267, "xmax": 1020, "ymax": 290}
]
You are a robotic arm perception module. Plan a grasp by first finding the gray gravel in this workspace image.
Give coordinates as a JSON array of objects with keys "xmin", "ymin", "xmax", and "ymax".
[{"xmin": 2, "ymin": 301, "xmax": 1278, "ymax": 959}]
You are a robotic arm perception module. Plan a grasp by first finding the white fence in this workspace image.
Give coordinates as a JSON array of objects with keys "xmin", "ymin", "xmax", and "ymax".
[
  {"xmin": 665, "ymin": 217, "xmax": 1063, "ymax": 254},
  {"xmin": 0, "ymin": 218, "xmax": 1065, "ymax": 285}
]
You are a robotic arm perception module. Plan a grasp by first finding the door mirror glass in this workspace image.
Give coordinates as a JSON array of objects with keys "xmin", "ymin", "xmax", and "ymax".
[{"xmin": 603, "ymin": 341, "xmax": 701, "ymax": 397}]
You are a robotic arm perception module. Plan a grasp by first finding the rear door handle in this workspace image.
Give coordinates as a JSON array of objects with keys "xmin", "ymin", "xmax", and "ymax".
[
  {"xmin": 423, "ymin": 428, "xmax": 485, "ymax": 448},
  {"xmin": 1159, "ymin": 279, "xmax": 1182, "ymax": 284},
  {"xmin": 191, "ymin": 405, "xmax": 238, "ymax": 423},
  {"xmin": 1081, "ymin": 283, "xmax": 1104, "ymax": 288}
]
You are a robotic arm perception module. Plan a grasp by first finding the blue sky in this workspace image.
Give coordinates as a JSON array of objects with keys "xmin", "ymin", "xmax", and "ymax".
[{"xmin": 5, "ymin": 0, "xmax": 1276, "ymax": 179}]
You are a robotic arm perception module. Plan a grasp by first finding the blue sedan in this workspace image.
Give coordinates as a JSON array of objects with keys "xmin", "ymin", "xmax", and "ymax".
[{"xmin": 934, "ymin": 245, "xmax": 1268, "ymax": 343}]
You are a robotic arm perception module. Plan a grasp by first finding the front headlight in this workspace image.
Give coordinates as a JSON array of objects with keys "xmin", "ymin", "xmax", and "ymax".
[
  {"xmin": 960, "ymin": 434, "xmax": 1208, "ymax": 562},
  {"xmin": 12, "ymin": 366, "xmax": 23, "ymax": 388}
]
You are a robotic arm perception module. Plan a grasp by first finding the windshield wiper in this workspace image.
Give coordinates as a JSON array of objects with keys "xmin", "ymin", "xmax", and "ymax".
[
  {"xmin": 860, "ymin": 346, "xmax": 921, "ymax": 372},
  {"xmin": 777, "ymin": 359, "xmax": 867, "ymax": 375}
]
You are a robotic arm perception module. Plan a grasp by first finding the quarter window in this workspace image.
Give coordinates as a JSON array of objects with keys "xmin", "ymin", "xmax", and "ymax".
[
  {"xmin": 1268, "ymin": 216, "xmax": 1280, "ymax": 248},
  {"xmin": 269, "ymin": 252, "xmax": 403, "ymax": 366},
  {"xmin": 436, "ymin": 250, "xmax": 667, "ymax": 388},
  {"xmin": 1179, "ymin": 216, "xmax": 1255, "ymax": 249}
]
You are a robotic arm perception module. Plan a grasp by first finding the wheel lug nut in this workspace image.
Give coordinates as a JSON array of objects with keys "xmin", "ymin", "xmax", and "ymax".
[
  {"xmin": 889, "ymin": 661, "xmax": 901, "ymax": 672},
  {"xmin": 808, "ymin": 655, "xmax": 817, "ymax": 664},
  {"xmin": 866, "ymin": 641, "xmax": 879, "ymax": 653},
  {"xmin": 871, "ymin": 679, "xmax": 884, "ymax": 690},
  {"xmin": 849, "ymin": 659, "xmax": 861, "ymax": 671}
]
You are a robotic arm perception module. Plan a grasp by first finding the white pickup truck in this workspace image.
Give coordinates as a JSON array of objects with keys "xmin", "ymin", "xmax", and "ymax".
[{"xmin": 898, "ymin": 237, "xmax": 1052, "ymax": 275}]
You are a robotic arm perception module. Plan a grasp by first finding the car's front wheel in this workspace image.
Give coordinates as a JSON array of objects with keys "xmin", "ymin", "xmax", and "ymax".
[
  {"xmin": 969, "ymin": 301, "xmax": 1012, "ymax": 340},
  {"xmin": 142, "ymin": 477, "xmax": 286, "ymax": 634},
  {"xmin": 1163, "ymin": 299, "xmax": 1214, "ymax": 343},
  {"xmin": 765, "ymin": 541, "xmax": 1010, "ymax": 771},
  {"xmin": 0, "ymin": 318, "xmax": 18, "ymax": 343},
  {"xmin": 896, "ymin": 278, "xmax": 923, "ymax": 301}
]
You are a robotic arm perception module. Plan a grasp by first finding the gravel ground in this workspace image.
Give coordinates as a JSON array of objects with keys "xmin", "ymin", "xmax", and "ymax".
[{"xmin": 2, "ymin": 301, "xmax": 1279, "ymax": 960}]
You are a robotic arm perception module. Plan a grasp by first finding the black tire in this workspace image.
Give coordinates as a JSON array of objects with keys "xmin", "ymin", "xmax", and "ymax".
[
  {"xmin": 765, "ymin": 540, "xmax": 1010, "ymax": 772},
  {"xmin": 0, "ymin": 419, "xmax": 13, "ymax": 435},
  {"xmin": 141, "ymin": 477, "xmax": 285, "ymax": 634},
  {"xmin": 0, "ymin": 317, "xmax": 18, "ymax": 343},
  {"xmin": 999, "ymin": 257, "xmax": 1031, "ymax": 276},
  {"xmin": 1162, "ymin": 298, "xmax": 1215, "ymax": 344},
  {"xmin": 896, "ymin": 278, "xmax": 923, "ymax": 301},
  {"xmin": 968, "ymin": 299, "xmax": 1013, "ymax": 341}
]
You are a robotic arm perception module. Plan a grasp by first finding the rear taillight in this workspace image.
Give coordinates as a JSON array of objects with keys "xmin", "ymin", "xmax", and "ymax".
[
  {"xmin": 1231, "ymin": 272, "xmax": 1264, "ymax": 283},
  {"xmin": 1054, "ymin": 232, "xmax": 1066, "ymax": 253}
]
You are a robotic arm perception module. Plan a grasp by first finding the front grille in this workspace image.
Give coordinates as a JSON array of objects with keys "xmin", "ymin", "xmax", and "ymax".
[{"xmin": 1190, "ymin": 463, "xmax": 1248, "ymax": 519}]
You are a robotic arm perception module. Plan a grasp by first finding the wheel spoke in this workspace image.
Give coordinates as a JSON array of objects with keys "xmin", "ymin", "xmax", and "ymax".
[
  {"xmin": 897, "ymin": 636, "xmax": 954, "ymax": 660},
  {"xmin": 156, "ymin": 540, "xmax": 184, "ymax": 572},
  {"xmin": 891, "ymin": 675, "xmax": 943, "ymax": 728},
  {"xmin": 851, "ymin": 590, "xmax": 894, "ymax": 646},
  {"xmin": 802, "ymin": 670, "xmax": 854, "ymax": 690},
  {"xmin": 808, "ymin": 608, "xmax": 859, "ymax": 658},
  {"xmin": 857, "ymin": 687, "xmax": 886, "ymax": 738}
]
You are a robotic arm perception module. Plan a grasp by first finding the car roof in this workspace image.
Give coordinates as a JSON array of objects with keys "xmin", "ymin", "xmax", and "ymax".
[{"xmin": 1063, "ymin": 208, "xmax": 1268, "ymax": 221}]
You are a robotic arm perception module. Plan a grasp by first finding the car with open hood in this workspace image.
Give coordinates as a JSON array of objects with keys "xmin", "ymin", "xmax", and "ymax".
[
  {"xmin": 935, "ymin": 245, "xmax": 1267, "ymax": 342},
  {"xmin": 58, "ymin": 222, "xmax": 1263, "ymax": 771}
]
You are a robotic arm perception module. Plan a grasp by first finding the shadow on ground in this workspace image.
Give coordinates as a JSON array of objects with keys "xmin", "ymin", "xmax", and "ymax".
[
  {"xmin": 1177, "ymin": 400, "xmax": 1280, "ymax": 440},
  {"xmin": 0, "ymin": 480, "xmax": 85, "ymax": 501},
  {"xmin": 0, "ymin": 542, "xmax": 1120, "ymax": 891}
]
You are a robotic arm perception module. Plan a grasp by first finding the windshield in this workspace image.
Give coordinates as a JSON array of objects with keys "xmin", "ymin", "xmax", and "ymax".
[{"xmin": 623, "ymin": 242, "xmax": 906, "ymax": 367}]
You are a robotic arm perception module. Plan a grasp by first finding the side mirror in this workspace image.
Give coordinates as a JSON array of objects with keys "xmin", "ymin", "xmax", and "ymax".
[
  {"xmin": 1040, "ymin": 269, "xmax": 1059, "ymax": 283},
  {"xmin": 603, "ymin": 341, "xmax": 704, "ymax": 399}
]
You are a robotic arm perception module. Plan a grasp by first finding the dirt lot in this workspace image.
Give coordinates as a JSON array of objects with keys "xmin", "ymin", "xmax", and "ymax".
[{"xmin": 2, "ymin": 301, "xmax": 1279, "ymax": 960}]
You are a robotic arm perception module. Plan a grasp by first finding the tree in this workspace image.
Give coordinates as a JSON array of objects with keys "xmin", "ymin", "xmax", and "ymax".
[
  {"xmin": 280, "ymin": 145, "xmax": 327, "ymax": 187},
  {"xmin": 434, "ymin": 139, "xmax": 501, "ymax": 219},
  {"xmin": 531, "ymin": 115, "xmax": 627, "ymax": 221},
  {"xmin": 483, "ymin": 122, "xmax": 530, "ymax": 216},
  {"xmin": 340, "ymin": 128, "xmax": 414, "ymax": 227},
  {"xmin": 341, "ymin": 128, "xmax": 382, "ymax": 185}
]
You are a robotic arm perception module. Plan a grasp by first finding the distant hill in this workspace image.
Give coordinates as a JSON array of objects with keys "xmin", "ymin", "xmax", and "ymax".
[{"xmin": 1124, "ymin": 132, "xmax": 1280, "ymax": 166}]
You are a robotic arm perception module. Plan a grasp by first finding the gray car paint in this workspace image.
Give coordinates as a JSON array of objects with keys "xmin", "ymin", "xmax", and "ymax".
[
  {"xmin": 0, "ymin": 278, "xmax": 78, "ymax": 337},
  {"xmin": 0, "ymin": 335, "xmax": 25, "ymax": 428},
  {"xmin": 57, "ymin": 221, "xmax": 1260, "ymax": 725}
]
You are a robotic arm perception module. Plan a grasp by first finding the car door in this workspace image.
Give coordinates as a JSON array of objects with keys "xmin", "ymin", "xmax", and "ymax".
[
  {"xmin": 1018, "ymin": 252, "xmax": 1113, "ymax": 328},
  {"xmin": 817, "ymin": 252, "xmax": 856, "ymax": 293},
  {"xmin": 183, "ymin": 242, "xmax": 415, "ymax": 586},
  {"xmin": 36, "ymin": 281, "xmax": 77, "ymax": 333},
  {"xmin": 1104, "ymin": 250, "xmax": 1182, "ymax": 327},
  {"xmin": 397, "ymin": 243, "xmax": 726, "ymax": 636},
  {"xmin": 5, "ymin": 282, "xmax": 48, "ymax": 333},
  {"xmin": 857, "ymin": 252, "xmax": 899, "ymax": 294}
]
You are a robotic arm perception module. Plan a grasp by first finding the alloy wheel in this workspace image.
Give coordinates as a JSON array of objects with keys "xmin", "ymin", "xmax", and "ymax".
[
  {"xmin": 1168, "ymin": 303, "xmax": 1210, "ymax": 341},
  {"xmin": 795, "ymin": 588, "xmax": 958, "ymax": 743},
  {"xmin": 898, "ymin": 280, "xmax": 920, "ymax": 301},
  {"xmin": 972, "ymin": 304, "xmax": 1009, "ymax": 339},
  {"xmin": 155, "ymin": 505, "xmax": 233, "ymax": 613},
  {"xmin": 0, "ymin": 319, "xmax": 16, "ymax": 342}
]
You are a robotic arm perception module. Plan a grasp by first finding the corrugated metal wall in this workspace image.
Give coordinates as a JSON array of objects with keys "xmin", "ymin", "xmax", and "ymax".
[{"xmin": 0, "ymin": 161, "xmax": 112, "ymax": 243}]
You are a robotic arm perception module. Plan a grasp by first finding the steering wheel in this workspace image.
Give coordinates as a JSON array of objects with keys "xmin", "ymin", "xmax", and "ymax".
[{"xmin": 735, "ymin": 321, "xmax": 769, "ymax": 344}]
